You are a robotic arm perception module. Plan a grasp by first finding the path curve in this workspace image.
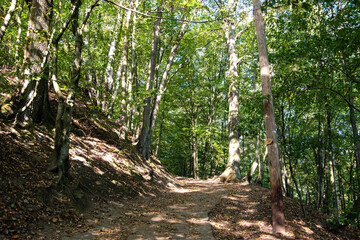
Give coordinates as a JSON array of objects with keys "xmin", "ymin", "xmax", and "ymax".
[{"xmin": 63, "ymin": 177, "xmax": 231, "ymax": 240}]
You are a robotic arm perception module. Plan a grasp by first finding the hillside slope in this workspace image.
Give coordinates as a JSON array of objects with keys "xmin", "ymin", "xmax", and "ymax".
[{"xmin": 0, "ymin": 105, "xmax": 177, "ymax": 239}]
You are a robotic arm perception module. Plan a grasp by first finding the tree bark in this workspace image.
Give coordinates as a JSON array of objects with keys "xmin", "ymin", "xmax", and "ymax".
[
  {"xmin": 219, "ymin": 0, "xmax": 241, "ymax": 183},
  {"xmin": 326, "ymin": 106, "xmax": 341, "ymax": 218},
  {"xmin": 15, "ymin": 0, "xmax": 53, "ymax": 126},
  {"xmin": 192, "ymin": 131, "xmax": 199, "ymax": 179},
  {"xmin": 126, "ymin": 0, "xmax": 139, "ymax": 135},
  {"xmin": 253, "ymin": 0, "xmax": 285, "ymax": 233},
  {"xmin": 15, "ymin": 0, "xmax": 25, "ymax": 72},
  {"xmin": 109, "ymin": 0, "xmax": 133, "ymax": 118},
  {"xmin": 104, "ymin": 10, "xmax": 123, "ymax": 97},
  {"xmin": 138, "ymin": 13, "xmax": 187, "ymax": 159},
  {"xmin": 137, "ymin": 7, "xmax": 163, "ymax": 157},
  {"xmin": 51, "ymin": 0, "xmax": 98, "ymax": 182},
  {"xmin": 0, "ymin": 0, "xmax": 18, "ymax": 42}
]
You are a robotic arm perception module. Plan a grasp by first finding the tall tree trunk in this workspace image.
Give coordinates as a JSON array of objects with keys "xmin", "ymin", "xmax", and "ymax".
[
  {"xmin": 109, "ymin": 0, "xmax": 133, "ymax": 118},
  {"xmin": 15, "ymin": 0, "xmax": 25, "ymax": 72},
  {"xmin": 51, "ymin": 0, "xmax": 98, "ymax": 182},
  {"xmin": 15, "ymin": 0, "xmax": 52, "ymax": 126},
  {"xmin": 138, "ymin": 14, "xmax": 187, "ymax": 159},
  {"xmin": 326, "ymin": 106, "xmax": 341, "ymax": 218},
  {"xmin": 349, "ymin": 97, "xmax": 360, "ymax": 188},
  {"xmin": 192, "ymin": 131, "xmax": 199, "ymax": 179},
  {"xmin": 219, "ymin": 0, "xmax": 241, "ymax": 183},
  {"xmin": 253, "ymin": 0, "xmax": 285, "ymax": 233},
  {"xmin": 103, "ymin": 10, "xmax": 123, "ymax": 112},
  {"xmin": 126, "ymin": 0, "xmax": 139, "ymax": 135},
  {"xmin": 119, "ymin": 0, "xmax": 133, "ymax": 130},
  {"xmin": 155, "ymin": 111, "xmax": 164, "ymax": 156},
  {"xmin": 51, "ymin": 0, "xmax": 82, "ymax": 182},
  {"xmin": 315, "ymin": 119, "xmax": 325, "ymax": 210},
  {"xmin": 0, "ymin": 0, "xmax": 18, "ymax": 42},
  {"xmin": 347, "ymin": 98, "xmax": 360, "ymax": 222},
  {"xmin": 137, "ymin": 7, "xmax": 162, "ymax": 157}
]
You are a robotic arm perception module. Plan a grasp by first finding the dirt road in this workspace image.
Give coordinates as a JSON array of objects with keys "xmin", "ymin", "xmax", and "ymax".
[{"xmin": 62, "ymin": 178, "xmax": 231, "ymax": 240}]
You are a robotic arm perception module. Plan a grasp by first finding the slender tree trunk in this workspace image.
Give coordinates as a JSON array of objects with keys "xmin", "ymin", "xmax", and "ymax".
[
  {"xmin": 219, "ymin": 0, "xmax": 241, "ymax": 182},
  {"xmin": 315, "ymin": 119, "xmax": 325, "ymax": 210},
  {"xmin": 51, "ymin": 0, "xmax": 82, "ymax": 182},
  {"xmin": 155, "ymin": 111, "xmax": 164, "ymax": 156},
  {"xmin": 253, "ymin": 0, "xmax": 285, "ymax": 233},
  {"xmin": 137, "ymin": 7, "xmax": 162, "ymax": 157},
  {"xmin": 347, "ymin": 98, "xmax": 360, "ymax": 222},
  {"xmin": 0, "ymin": 0, "xmax": 18, "ymax": 42},
  {"xmin": 326, "ymin": 107, "xmax": 341, "ymax": 218},
  {"xmin": 192, "ymin": 131, "xmax": 199, "ymax": 179},
  {"xmin": 51, "ymin": 0, "xmax": 98, "ymax": 182},
  {"xmin": 138, "ymin": 15, "xmax": 187, "ymax": 159},
  {"xmin": 104, "ymin": 10, "xmax": 123, "ymax": 109},
  {"xmin": 126, "ymin": 0, "xmax": 139, "ymax": 134},
  {"xmin": 15, "ymin": 0, "xmax": 25, "ymax": 72},
  {"xmin": 119, "ymin": 0, "xmax": 133, "ymax": 129},
  {"xmin": 109, "ymin": 1, "xmax": 133, "ymax": 117},
  {"xmin": 349, "ymin": 97, "xmax": 360, "ymax": 192}
]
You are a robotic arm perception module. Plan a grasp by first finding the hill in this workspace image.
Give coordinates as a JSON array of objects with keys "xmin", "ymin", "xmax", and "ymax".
[{"xmin": 0, "ymin": 98, "xmax": 177, "ymax": 238}]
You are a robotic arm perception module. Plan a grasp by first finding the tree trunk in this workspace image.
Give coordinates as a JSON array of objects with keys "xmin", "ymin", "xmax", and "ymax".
[
  {"xmin": 192, "ymin": 131, "xmax": 199, "ymax": 179},
  {"xmin": 219, "ymin": 0, "xmax": 241, "ymax": 183},
  {"xmin": 15, "ymin": 0, "xmax": 53, "ymax": 126},
  {"xmin": 253, "ymin": 0, "xmax": 285, "ymax": 233},
  {"xmin": 326, "ymin": 106, "xmax": 341, "ymax": 218},
  {"xmin": 109, "ymin": 0, "xmax": 133, "ymax": 118},
  {"xmin": 51, "ymin": 0, "xmax": 98, "ymax": 182},
  {"xmin": 126, "ymin": 0, "xmax": 139, "ymax": 135},
  {"xmin": 119, "ymin": 0, "xmax": 133, "ymax": 130},
  {"xmin": 137, "ymin": 7, "xmax": 162, "ymax": 157},
  {"xmin": 104, "ymin": 10, "xmax": 123, "ymax": 110},
  {"xmin": 138, "ymin": 14, "xmax": 187, "ymax": 159},
  {"xmin": 15, "ymin": 0, "xmax": 25, "ymax": 71},
  {"xmin": 348, "ymin": 97, "xmax": 360, "ymax": 220},
  {"xmin": 155, "ymin": 111, "xmax": 164, "ymax": 156},
  {"xmin": 0, "ymin": 0, "xmax": 18, "ymax": 42}
]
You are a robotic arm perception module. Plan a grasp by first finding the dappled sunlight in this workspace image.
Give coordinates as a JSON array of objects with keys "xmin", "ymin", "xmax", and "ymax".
[{"xmin": 186, "ymin": 217, "xmax": 209, "ymax": 225}]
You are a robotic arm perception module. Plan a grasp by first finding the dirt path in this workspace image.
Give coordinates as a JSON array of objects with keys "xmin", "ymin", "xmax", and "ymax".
[{"xmin": 61, "ymin": 178, "xmax": 232, "ymax": 240}]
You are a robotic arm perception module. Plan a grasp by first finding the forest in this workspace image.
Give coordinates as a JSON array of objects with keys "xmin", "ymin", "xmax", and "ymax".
[{"xmin": 0, "ymin": 0, "xmax": 360, "ymax": 239}]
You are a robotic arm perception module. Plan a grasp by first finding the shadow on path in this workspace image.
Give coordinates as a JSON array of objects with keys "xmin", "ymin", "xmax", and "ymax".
[{"xmin": 62, "ymin": 177, "xmax": 231, "ymax": 240}]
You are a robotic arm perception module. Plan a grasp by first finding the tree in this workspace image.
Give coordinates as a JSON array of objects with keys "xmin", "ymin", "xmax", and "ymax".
[
  {"xmin": 15, "ymin": 0, "xmax": 53, "ymax": 126},
  {"xmin": 50, "ymin": 0, "xmax": 99, "ymax": 182},
  {"xmin": 253, "ymin": 0, "xmax": 285, "ymax": 233},
  {"xmin": 0, "ymin": 0, "xmax": 18, "ymax": 42},
  {"xmin": 218, "ymin": 0, "xmax": 242, "ymax": 183}
]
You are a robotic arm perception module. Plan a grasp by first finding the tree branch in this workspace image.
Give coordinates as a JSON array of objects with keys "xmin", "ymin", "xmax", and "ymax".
[
  {"xmin": 309, "ymin": 85, "xmax": 360, "ymax": 113},
  {"xmin": 103, "ymin": 0, "xmax": 223, "ymax": 23}
]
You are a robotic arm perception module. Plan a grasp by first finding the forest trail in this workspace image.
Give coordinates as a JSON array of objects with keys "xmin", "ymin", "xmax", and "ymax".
[
  {"xmin": 54, "ymin": 177, "xmax": 360, "ymax": 240},
  {"xmin": 61, "ymin": 177, "xmax": 231, "ymax": 240}
]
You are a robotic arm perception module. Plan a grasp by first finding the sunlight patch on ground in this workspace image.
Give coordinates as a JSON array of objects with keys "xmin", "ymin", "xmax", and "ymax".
[
  {"xmin": 211, "ymin": 220, "xmax": 231, "ymax": 230},
  {"xmin": 150, "ymin": 214, "xmax": 182, "ymax": 224},
  {"xmin": 245, "ymin": 208, "xmax": 256, "ymax": 214},
  {"xmin": 72, "ymin": 155, "xmax": 90, "ymax": 167},
  {"xmin": 92, "ymin": 166, "xmax": 104, "ymax": 175},
  {"xmin": 186, "ymin": 217, "xmax": 208, "ymax": 225},
  {"xmin": 170, "ymin": 187, "xmax": 192, "ymax": 193}
]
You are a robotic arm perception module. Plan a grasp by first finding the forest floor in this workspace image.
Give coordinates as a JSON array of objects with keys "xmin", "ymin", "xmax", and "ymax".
[{"xmin": 0, "ymin": 71, "xmax": 359, "ymax": 239}]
